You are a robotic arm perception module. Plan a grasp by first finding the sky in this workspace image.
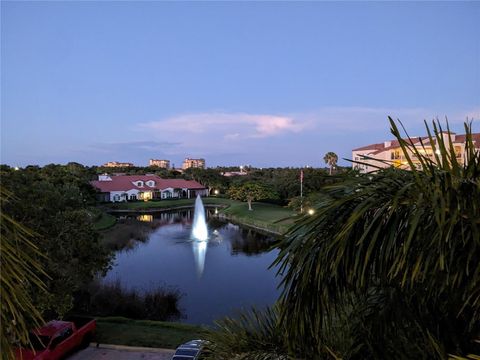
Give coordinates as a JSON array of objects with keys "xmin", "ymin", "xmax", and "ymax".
[{"xmin": 1, "ymin": 1, "xmax": 479, "ymax": 168}]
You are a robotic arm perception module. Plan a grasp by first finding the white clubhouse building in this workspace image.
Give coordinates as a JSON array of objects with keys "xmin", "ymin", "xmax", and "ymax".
[{"xmin": 91, "ymin": 174, "xmax": 208, "ymax": 202}]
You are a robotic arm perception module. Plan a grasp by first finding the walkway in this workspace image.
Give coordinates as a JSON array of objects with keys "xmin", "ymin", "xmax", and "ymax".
[{"xmin": 69, "ymin": 344, "xmax": 175, "ymax": 360}]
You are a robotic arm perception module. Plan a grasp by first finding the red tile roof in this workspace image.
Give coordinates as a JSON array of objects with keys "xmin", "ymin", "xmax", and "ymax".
[
  {"xmin": 91, "ymin": 175, "xmax": 206, "ymax": 193},
  {"xmin": 159, "ymin": 179, "xmax": 206, "ymax": 190},
  {"xmin": 352, "ymin": 142, "xmax": 386, "ymax": 152}
]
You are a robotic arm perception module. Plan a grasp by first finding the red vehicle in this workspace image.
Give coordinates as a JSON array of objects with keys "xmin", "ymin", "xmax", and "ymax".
[{"xmin": 15, "ymin": 316, "xmax": 96, "ymax": 360}]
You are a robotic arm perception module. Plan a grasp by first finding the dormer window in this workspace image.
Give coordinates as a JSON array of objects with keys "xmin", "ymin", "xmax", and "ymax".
[
  {"xmin": 146, "ymin": 180, "xmax": 155, "ymax": 187},
  {"xmin": 135, "ymin": 181, "xmax": 144, "ymax": 187}
]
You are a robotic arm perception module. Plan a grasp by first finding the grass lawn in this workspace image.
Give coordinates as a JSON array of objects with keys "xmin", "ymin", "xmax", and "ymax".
[
  {"xmin": 92, "ymin": 212, "xmax": 117, "ymax": 231},
  {"xmin": 222, "ymin": 202, "xmax": 297, "ymax": 234},
  {"xmin": 95, "ymin": 317, "xmax": 208, "ymax": 349}
]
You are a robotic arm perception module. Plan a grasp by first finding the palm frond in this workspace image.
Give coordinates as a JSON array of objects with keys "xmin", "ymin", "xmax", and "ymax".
[
  {"xmin": 203, "ymin": 305, "xmax": 291, "ymax": 360},
  {"xmin": 1, "ymin": 188, "xmax": 48, "ymax": 359},
  {"xmin": 274, "ymin": 118, "xmax": 480, "ymax": 358}
]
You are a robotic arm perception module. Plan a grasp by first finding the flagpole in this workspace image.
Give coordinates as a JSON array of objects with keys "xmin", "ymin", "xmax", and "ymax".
[{"xmin": 300, "ymin": 169, "xmax": 303, "ymax": 213}]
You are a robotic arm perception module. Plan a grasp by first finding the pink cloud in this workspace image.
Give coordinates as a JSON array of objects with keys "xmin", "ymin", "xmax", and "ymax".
[{"xmin": 139, "ymin": 112, "xmax": 309, "ymax": 138}]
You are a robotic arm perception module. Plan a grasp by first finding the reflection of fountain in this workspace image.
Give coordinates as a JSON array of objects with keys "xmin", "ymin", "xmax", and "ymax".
[
  {"xmin": 191, "ymin": 195, "xmax": 208, "ymax": 276},
  {"xmin": 192, "ymin": 240, "xmax": 207, "ymax": 276}
]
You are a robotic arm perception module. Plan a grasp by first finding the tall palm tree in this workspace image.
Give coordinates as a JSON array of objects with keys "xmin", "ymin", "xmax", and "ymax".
[
  {"xmin": 323, "ymin": 152, "xmax": 338, "ymax": 175},
  {"xmin": 1, "ymin": 188, "xmax": 48, "ymax": 359}
]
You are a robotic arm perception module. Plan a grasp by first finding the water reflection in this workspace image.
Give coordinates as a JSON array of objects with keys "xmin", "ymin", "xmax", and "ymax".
[
  {"xmin": 229, "ymin": 227, "xmax": 278, "ymax": 256},
  {"xmin": 137, "ymin": 214, "xmax": 153, "ymax": 222},
  {"xmin": 192, "ymin": 240, "xmax": 207, "ymax": 276}
]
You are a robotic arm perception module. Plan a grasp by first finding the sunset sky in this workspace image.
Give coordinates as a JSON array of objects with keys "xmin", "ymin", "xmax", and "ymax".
[{"xmin": 2, "ymin": 1, "xmax": 479, "ymax": 168}]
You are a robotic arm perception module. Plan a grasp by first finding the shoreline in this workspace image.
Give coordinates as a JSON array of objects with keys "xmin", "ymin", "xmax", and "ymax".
[
  {"xmin": 101, "ymin": 201, "xmax": 290, "ymax": 236},
  {"xmin": 105, "ymin": 204, "xmax": 227, "ymax": 213}
]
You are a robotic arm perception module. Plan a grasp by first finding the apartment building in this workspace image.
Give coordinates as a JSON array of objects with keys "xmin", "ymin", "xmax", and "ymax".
[
  {"xmin": 149, "ymin": 159, "xmax": 170, "ymax": 169},
  {"xmin": 182, "ymin": 158, "xmax": 206, "ymax": 170},
  {"xmin": 352, "ymin": 132, "xmax": 480, "ymax": 173}
]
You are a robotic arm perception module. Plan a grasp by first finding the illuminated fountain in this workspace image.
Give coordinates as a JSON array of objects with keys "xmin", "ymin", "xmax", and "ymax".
[
  {"xmin": 192, "ymin": 195, "xmax": 208, "ymax": 241},
  {"xmin": 191, "ymin": 195, "xmax": 208, "ymax": 276}
]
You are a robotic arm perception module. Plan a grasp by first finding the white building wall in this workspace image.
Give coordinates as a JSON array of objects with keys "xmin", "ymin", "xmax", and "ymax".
[
  {"xmin": 126, "ymin": 189, "xmax": 140, "ymax": 200},
  {"xmin": 352, "ymin": 151, "xmax": 390, "ymax": 173},
  {"xmin": 108, "ymin": 187, "xmax": 208, "ymax": 202},
  {"xmin": 110, "ymin": 191, "xmax": 128, "ymax": 202}
]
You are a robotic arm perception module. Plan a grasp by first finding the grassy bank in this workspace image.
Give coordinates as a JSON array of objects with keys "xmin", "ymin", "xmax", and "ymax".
[
  {"xmin": 96, "ymin": 317, "xmax": 207, "ymax": 349},
  {"xmin": 92, "ymin": 212, "xmax": 117, "ymax": 231},
  {"xmin": 221, "ymin": 202, "xmax": 297, "ymax": 234}
]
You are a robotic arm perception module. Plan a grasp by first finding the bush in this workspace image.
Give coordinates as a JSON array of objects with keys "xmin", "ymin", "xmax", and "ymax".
[{"xmin": 72, "ymin": 280, "xmax": 183, "ymax": 321}]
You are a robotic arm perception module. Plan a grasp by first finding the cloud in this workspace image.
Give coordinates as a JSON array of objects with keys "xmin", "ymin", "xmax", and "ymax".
[
  {"xmin": 128, "ymin": 107, "xmax": 478, "ymax": 166},
  {"xmin": 139, "ymin": 112, "xmax": 309, "ymax": 139}
]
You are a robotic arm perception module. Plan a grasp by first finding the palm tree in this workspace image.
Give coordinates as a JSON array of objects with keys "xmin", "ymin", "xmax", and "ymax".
[
  {"xmin": 274, "ymin": 118, "xmax": 480, "ymax": 358},
  {"xmin": 204, "ymin": 305, "xmax": 290, "ymax": 360},
  {"xmin": 1, "ymin": 188, "xmax": 48, "ymax": 359},
  {"xmin": 206, "ymin": 119, "xmax": 480, "ymax": 359},
  {"xmin": 323, "ymin": 152, "xmax": 338, "ymax": 175}
]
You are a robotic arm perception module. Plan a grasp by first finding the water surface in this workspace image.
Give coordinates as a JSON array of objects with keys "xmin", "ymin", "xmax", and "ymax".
[{"xmin": 103, "ymin": 209, "xmax": 282, "ymax": 325}]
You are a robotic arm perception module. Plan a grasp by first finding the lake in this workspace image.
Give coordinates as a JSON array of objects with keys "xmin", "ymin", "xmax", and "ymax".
[{"xmin": 103, "ymin": 208, "xmax": 282, "ymax": 325}]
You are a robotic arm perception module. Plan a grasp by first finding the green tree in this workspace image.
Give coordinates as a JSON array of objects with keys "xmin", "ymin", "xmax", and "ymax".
[
  {"xmin": 183, "ymin": 168, "xmax": 230, "ymax": 194},
  {"xmin": 1, "ymin": 165, "xmax": 112, "ymax": 317},
  {"xmin": 1, "ymin": 188, "xmax": 48, "ymax": 359},
  {"xmin": 227, "ymin": 183, "xmax": 278, "ymax": 211},
  {"xmin": 323, "ymin": 152, "xmax": 338, "ymax": 175}
]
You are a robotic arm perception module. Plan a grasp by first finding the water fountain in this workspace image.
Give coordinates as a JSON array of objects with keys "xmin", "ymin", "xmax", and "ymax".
[
  {"xmin": 191, "ymin": 195, "xmax": 208, "ymax": 275},
  {"xmin": 192, "ymin": 195, "xmax": 208, "ymax": 241}
]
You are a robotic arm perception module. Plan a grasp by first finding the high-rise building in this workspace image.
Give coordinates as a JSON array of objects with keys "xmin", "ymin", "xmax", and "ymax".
[
  {"xmin": 149, "ymin": 159, "xmax": 170, "ymax": 169},
  {"xmin": 182, "ymin": 158, "xmax": 206, "ymax": 169}
]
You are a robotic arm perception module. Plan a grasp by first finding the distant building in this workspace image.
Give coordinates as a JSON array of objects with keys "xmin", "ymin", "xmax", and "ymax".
[
  {"xmin": 352, "ymin": 132, "xmax": 480, "ymax": 173},
  {"xmin": 103, "ymin": 161, "xmax": 134, "ymax": 168},
  {"xmin": 91, "ymin": 174, "xmax": 208, "ymax": 202},
  {"xmin": 221, "ymin": 171, "xmax": 248, "ymax": 177},
  {"xmin": 222, "ymin": 165, "xmax": 248, "ymax": 177},
  {"xmin": 149, "ymin": 159, "xmax": 170, "ymax": 169},
  {"xmin": 182, "ymin": 158, "xmax": 206, "ymax": 170}
]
